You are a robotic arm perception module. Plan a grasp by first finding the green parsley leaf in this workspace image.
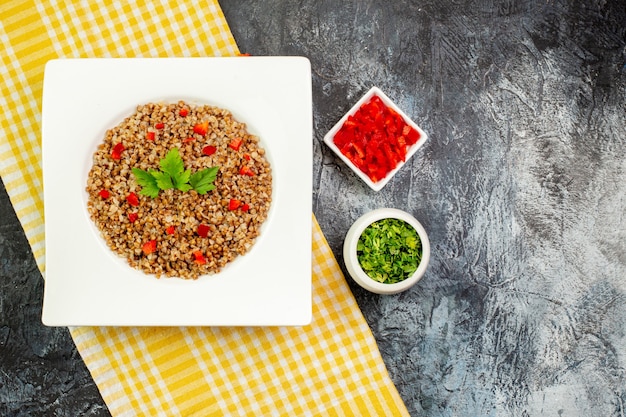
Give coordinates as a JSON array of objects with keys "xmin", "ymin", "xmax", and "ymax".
[
  {"xmin": 151, "ymin": 170, "xmax": 174, "ymax": 190},
  {"xmin": 189, "ymin": 166, "xmax": 220, "ymax": 195},
  {"xmin": 131, "ymin": 168, "xmax": 160, "ymax": 198},
  {"xmin": 131, "ymin": 147, "xmax": 219, "ymax": 198},
  {"xmin": 160, "ymin": 148, "xmax": 185, "ymax": 178},
  {"xmin": 175, "ymin": 169, "xmax": 192, "ymax": 190},
  {"xmin": 178, "ymin": 183, "xmax": 193, "ymax": 192}
]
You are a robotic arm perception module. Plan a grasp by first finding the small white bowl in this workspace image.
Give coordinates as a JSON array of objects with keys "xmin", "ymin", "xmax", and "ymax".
[
  {"xmin": 323, "ymin": 86, "xmax": 428, "ymax": 192},
  {"xmin": 343, "ymin": 208, "xmax": 430, "ymax": 294}
]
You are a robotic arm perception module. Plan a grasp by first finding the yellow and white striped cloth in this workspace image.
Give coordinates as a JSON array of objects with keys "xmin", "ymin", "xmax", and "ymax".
[{"xmin": 0, "ymin": 1, "xmax": 410, "ymax": 416}]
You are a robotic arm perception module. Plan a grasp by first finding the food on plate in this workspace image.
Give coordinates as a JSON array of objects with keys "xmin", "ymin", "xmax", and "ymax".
[
  {"xmin": 86, "ymin": 101, "xmax": 272, "ymax": 279},
  {"xmin": 332, "ymin": 94, "xmax": 421, "ymax": 183},
  {"xmin": 356, "ymin": 218, "xmax": 422, "ymax": 284}
]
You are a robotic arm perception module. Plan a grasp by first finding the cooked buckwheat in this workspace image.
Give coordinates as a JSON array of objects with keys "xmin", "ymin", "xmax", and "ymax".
[{"xmin": 86, "ymin": 101, "xmax": 272, "ymax": 279}]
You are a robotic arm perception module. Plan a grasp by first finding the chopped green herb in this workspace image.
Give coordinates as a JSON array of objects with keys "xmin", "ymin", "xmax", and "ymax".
[
  {"xmin": 132, "ymin": 148, "xmax": 219, "ymax": 197},
  {"xmin": 356, "ymin": 218, "xmax": 422, "ymax": 284}
]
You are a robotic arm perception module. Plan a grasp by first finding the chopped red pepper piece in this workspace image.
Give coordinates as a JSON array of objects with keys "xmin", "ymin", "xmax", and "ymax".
[
  {"xmin": 126, "ymin": 192, "xmax": 139, "ymax": 207},
  {"xmin": 142, "ymin": 240, "xmax": 156, "ymax": 255},
  {"xmin": 193, "ymin": 121, "xmax": 208, "ymax": 136},
  {"xmin": 332, "ymin": 94, "xmax": 421, "ymax": 182},
  {"xmin": 179, "ymin": 108, "xmax": 189, "ymax": 117},
  {"xmin": 111, "ymin": 143, "xmax": 125, "ymax": 160},
  {"xmin": 193, "ymin": 250, "xmax": 206, "ymax": 265},
  {"xmin": 183, "ymin": 137, "xmax": 194, "ymax": 143},
  {"xmin": 155, "ymin": 122, "xmax": 165, "ymax": 130},
  {"xmin": 228, "ymin": 198, "xmax": 242, "ymax": 211},
  {"xmin": 397, "ymin": 135, "xmax": 407, "ymax": 149},
  {"xmin": 239, "ymin": 166, "xmax": 255, "ymax": 176},
  {"xmin": 202, "ymin": 145, "xmax": 217, "ymax": 156},
  {"xmin": 166, "ymin": 225, "xmax": 175, "ymax": 235},
  {"xmin": 227, "ymin": 199, "xmax": 249, "ymax": 212},
  {"xmin": 146, "ymin": 131, "xmax": 155, "ymax": 141},
  {"xmin": 228, "ymin": 138, "xmax": 242, "ymax": 151},
  {"xmin": 405, "ymin": 126, "xmax": 420, "ymax": 145},
  {"xmin": 128, "ymin": 212, "xmax": 138, "ymax": 223},
  {"xmin": 98, "ymin": 189, "xmax": 110, "ymax": 199},
  {"xmin": 197, "ymin": 224, "xmax": 210, "ymax": 238},
  {"xmin": 352, "ymin": 142, "xmax": 365, "ymax": 159},
  {"xmin": 243, "ymin": 153, "xmax": 251, "ymax": 161}
]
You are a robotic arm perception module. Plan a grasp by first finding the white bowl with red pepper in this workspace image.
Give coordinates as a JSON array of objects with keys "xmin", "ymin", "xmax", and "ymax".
[
  {"xmin": 343, "ymin": 208, "xmax": 430, "ymax": 294},
  {"xmin": 323, "ymin": 86, "xmax": 428, "ymax": 192}
]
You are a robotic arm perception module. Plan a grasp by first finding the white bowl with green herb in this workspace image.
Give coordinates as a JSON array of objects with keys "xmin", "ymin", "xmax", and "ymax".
[{"xmin": 343, "ymin": 208, "xmax": 430, "ymax": 294}]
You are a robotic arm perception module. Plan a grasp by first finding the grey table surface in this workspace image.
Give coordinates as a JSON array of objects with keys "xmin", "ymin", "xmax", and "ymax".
[{"xmin": 1, "ymin": 1, "xmax": 625, "ymax": 416}]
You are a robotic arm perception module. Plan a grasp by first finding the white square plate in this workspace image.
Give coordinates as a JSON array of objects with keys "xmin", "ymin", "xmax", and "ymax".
[{"xmin": 41, "ymin": 57, "xmax": 312, "ymax": 326}]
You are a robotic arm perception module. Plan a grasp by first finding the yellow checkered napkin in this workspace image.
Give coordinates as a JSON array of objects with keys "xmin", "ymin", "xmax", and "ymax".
[
  {"xmin": 0, "ymin": 1, "xmax": 409, "ymax": 416},
  {"xmin": 0, "ymin": 0, "xmax": 237, "ymax": 266},
  {"xmin": 71, "ymin": 217, "xmax": 408, "ymax": 416}
]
